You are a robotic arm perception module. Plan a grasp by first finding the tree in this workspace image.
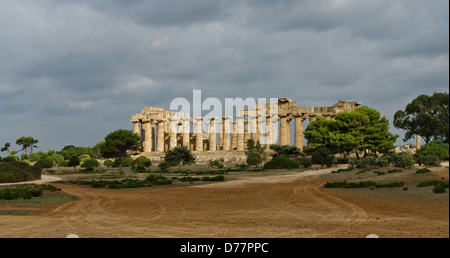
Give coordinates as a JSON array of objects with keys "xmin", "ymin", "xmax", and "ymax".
[
  {"xmin": 305, "ymin": 107, "xmax": 398, "ymax": 159},
  {"xmin": 68, "ymin": 155, "xmax": 80, "ymax": 173},
  {"xmin": 16, "ymin": 137, "xmax": 39, "ymax": 155},
  {"xmin": 164, "ymin": 146, "xmax": 196, "ymax": 169},
  {"xmin": 101, "ymin": 129, "xmax": 140, "ymax": 166},
  {"xmin": 245, "ymin": 139, "xmax": 266, "ymax": 167},
  {"xmin": 394, "ymin": 92, "xmax": 449, "ymax": 144},
  {"xmin": 1, "ymin": 143, "xmax": 11, "ymax": 154},
  {"xmin": 269, "ymin": 145, "xmax": 304, "ymax": 158},
  {"xmin": 311, "ymin": 147, "xmax": 335, "ymax": 168}
]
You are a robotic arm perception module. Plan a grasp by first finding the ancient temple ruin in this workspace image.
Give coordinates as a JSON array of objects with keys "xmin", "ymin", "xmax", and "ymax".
[{"xmin": 131, "ymin": 99, "xmax": 361, "ymax": 153}]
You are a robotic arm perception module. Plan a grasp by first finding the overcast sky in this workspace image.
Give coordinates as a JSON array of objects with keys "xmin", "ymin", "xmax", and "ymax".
[{"xmin": 0, "ymin": 0, "xmax": 448, "ymax": 155}]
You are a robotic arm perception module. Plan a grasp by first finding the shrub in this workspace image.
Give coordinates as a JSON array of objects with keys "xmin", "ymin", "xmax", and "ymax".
[
  {"xmin": 158, "ymin": 162, "xmax": 170, "ymax": 171},
  {"xmin": 103, "ymin": 159, "xmax": 114, "ymax": 167},
  {"xmin": 311, "ymin": 147, "xmax": 335, "ymax": 168},
  {"xmin": 415, "ymin": 168, "xmax": 431, "ymax": 174},
  {"xmin": 0, "ymin": 162, "xmax": 42, "ymax": 183},
  {"xmin": 415, "ymin": 140, "xmax": 449, "ymax": 166},
  {"xmin": 81, "ymin": 158, "xmax": 100, "ymax": 170},
  {"xmin": 209, "ymin": 160, "xmax": 224, "ymax": 169},
  {"xmin": 247, "ymin": 153, "xmax": 263, "ymax": 167},
  {"xmin": 135, "ymin": 156, "xmax": 152, "ymax": 167},
  {"xmin": 393, "ymin": 152, "xmax": 415, "ymax": 169},
  {"xmin": 300, "ymin": 160, "xmax": 312, "ymax": 168},
  {"xmin": 34, "ymin": 158, "xmax": 54, "ymax": 169},
  {"xmin": 433, "ymin": 184, "xmax": 447, "ymax": 193},
  {"xmin": 263, "ymin": 156, "xmax": 300, "ymax": 170}
]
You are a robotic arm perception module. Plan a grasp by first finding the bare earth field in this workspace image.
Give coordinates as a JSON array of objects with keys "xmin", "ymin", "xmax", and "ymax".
[{"xmin": 0, "ymin": 164, "xmax": 448, "ymax": 238}]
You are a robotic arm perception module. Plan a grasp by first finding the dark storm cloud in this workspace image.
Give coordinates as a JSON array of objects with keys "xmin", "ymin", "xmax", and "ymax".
[{"xmin": 0, "ymin": 0, "xmax": 448, "ymax": 153}]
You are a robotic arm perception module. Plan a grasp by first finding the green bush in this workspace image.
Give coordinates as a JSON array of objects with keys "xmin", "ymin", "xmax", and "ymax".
[
  {"xmin": 324, "ymin": 180, "xmax": 405, "ymax": 189},
  {"xmin": 311, "ymin": 147, "xmax": 335, "ymax": 168},
  {"xmin": 81, "ymin": 158, "xmax": 100, "ymax": 169},
  {"xmin": 135, "ymin": 156, "xmax": 152, "ymax": 167},
  {"xmin": 415, "ymin": 168, "xmax": 431, "ymax": 174},
  {"xmin": 415, "ymin": 140, "xmax": 449, "ymax": 166},
  {"xmin": 263, "ymin": 156, "xmax": 300, "ymax": 170},
  {"xmin": 433, "ymin": 184, "xmax": 447, "ymax": 193},
  {"xmin": 300, "ymin": 160, "xmax": 312, "ymax": 168},
  {"xmin": 103, "ymin": 159, "xmax": 114, "ymax": 167},
  {"xmin": 34, "ymin": 158, "xmax": 54, "ymax": 169},
  {"xmin": 209, "ymin": 160, "xmax": 224, "ymax": 169},
  {"xmin": 393, "ymin": 152, "xmax": 415, "ymax": 169},
  {"xmin": 158, "ymin": 162, "xmax": 170, "ymax": 171}
]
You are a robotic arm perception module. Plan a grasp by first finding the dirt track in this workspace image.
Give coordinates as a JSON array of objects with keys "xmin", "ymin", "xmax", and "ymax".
[{"xmin": 0, "ymin": 166, "xmax": 448, "ymax": 238}]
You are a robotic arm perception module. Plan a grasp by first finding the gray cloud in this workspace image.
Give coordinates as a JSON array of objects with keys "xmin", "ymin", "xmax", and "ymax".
[{"xmin": 0, "ymin": 0, "xmax": 448, "ymax": 154}]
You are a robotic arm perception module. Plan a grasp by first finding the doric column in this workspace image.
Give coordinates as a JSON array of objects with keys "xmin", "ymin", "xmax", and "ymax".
[
  {"xmin": 279, "ymin": 115, "xmax": 288, "ymax": 146},
  {"xmin": 156, "ymin": 120, "xmax": 165, "ymax": 152},
  {"xmin": 416, "ymin": 135, "xmax": 421, "ymax": 149},
  {"xmin": 244, "ymin": 120, "xmax": 250, "ymax": 148},
  {"xmin": 209, "ymin": 118, "xmax": 217, "ymax": 151},
  {"xmin": 294, "ymin": 115, "xmax": 304, "ymax": 151},
  {"xmin": 132, "ymin": 120, "xmax": 140, "ymax": 136},
  {"xmin": 218, "ymin": 121, "xmax": 223, "ymax": 149},
  {"xmin": 231, "ymin": 121, "xmax": 237, "ymax": 149},
  {"xmin": 236, "ymin": 115, "xmax": 244, "ymax": 151},
  {"xmin": 142, "ymin": 120, "xmax": 153, "ymax": 153},
  {"xmin": 286, "ymin": 118, "xmax": 291, "ymax": 146},
  {"xmin": 169, "ymin": 118, "xmax": 178, "ymax": 150},
  {"xmin": 182, "ymin": 115, "xmax": 190, "ymax": 148},
  {"xmin": 222, "ymin": 116, "xmax": 231, "ymax": 151},
  {"xmin": 194, "ymin": 117, "xmax": 203, "ymax": 151},
  {"xmin": 250, "ymin": 114, "xmax": 258, "ymax": 142},
  {"xmin": 257, "ymin": 113, "xmax": 265, "ymax": 144}
]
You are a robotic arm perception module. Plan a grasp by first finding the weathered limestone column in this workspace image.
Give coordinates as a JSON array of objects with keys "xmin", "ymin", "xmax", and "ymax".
[
  {"xmin": 182, "ymin": 116, "xmax": 190, "ymax": 148},
  {"xmin": 142, "ymin": 120, "xmax": 153, "ymax": 152},
  {"xmin": 236, "ymin": 115, "xmax": 244, "ymax": 151},
  {"xmin": 257, "ymin": 113, "xmax": 265, "ymax": 144},
  {"xmin": 194, "ymin": 117, "xmax": 203, "ymax": 151},
  {"xmin": 416, "ymin": 135, "xmax": 421, "ymax": 149},
  {"xmin": 150, "ymin": 120, "xmax": 156, "ymax": 151},
  {"xmin": 156, "ymin": 120, "xmax": 165, "ymax": 152},
  {"xmin": 231, "ymin": 121, "xmax": 237, "ymax": 150},
  {"xmin": 244, "ymin": 120, "xmax": 250, "ymax": 148},
  {"xmin": 265, "ymin": 116, "xmax": 272, "ymax": 145},
  {"xmin": 250, "ymin": 115, "xmax": 258, "ymax": 142},
  {"xmin": 169, "ymin": 117, "xmax": 178, "ymax": 150},
  {"xmin": 218, "ymin": 121, "xmax": 223, "ymax": 149},
  {"xmin": 209, "ymin": 118, "xmax": 217, "ymax": 151},
  {"xmin": 223, "ymin": 116, "xmax": 231, "ymax": 151},
  {"xmin": 294, "ymin": 115, "xmax": 304, "ymax": 151},
  {"xmin": 286, "ymin": 118, "xmax": 291, "ymax": 146},
  {"xmin": 279, "ymin": 115, "xmax": 288, "ymax": 146},
  {"xmin": 132, "ymin": 120, "xmax": 140, "ymax": 136}
]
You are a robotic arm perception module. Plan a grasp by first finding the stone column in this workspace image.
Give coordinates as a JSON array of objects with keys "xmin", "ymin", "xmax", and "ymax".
[
  {"xmin": 257, "ymin": 113, "xmax": 265, "ymax": 144},
  {"xmin": 156, "ymin": 120, "xmax": 165, "ymax": 152},
  {"xmin": 218, "ymin": 121, "xmax": 223, "ymax": 149},
  {"xmin": 279, "ymin": 115, "xmax": 288, "ymax": 146},
  {"xmin": 223, "ymin": 116, "xmax": 231, "ymax": 151},
  {"xmin": 416, "ymin": 135, "xmax": 421, "ymax": 149},
  {"xmin": 169, "ymin": 118, "xmax": 178, "ymax": 150},
  {"xmin": 149, "ymin": 120, "xmax": 156, "ymax": 151},
  {"xmin": 182, "ymin": 116, "xmax": 190, "ymax": 149},
  {"xmin": 142, "ymin": 120, "xmax": 153, "ymax": 153},
  {"xmin": 265, "ymin": 116, "xmax": 272, "ymax": 145},
  {"xmin": 244, "ymin": 120, "xmax": 250, "ymax": 148},
  {"xmin": 209, "ymin": 118, "xmax": 217, "ymax": 151},
  {"xmin": 194, "ymin": 117, "xmax": 203, "ymax": 151},
  {"xmin": 231, "ymin": 121, "xmax": 237, "ymax": 150},
  {"xmin": 132, "ymin": 120, "xmax": 140, "ymax": 136},
  {"xmin": 250, "ymin": 115, "xmax": 258, "ymax": 142},
  {"xmin": 236, "ymin": 115, "xmax": 244, "ymax": 151},
  {"xmin": 294, "ymin": 115, "xmax": 304, "ymax": 150}
]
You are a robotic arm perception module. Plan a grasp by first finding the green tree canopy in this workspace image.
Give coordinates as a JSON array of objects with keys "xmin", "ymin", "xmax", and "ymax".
[
  {"xmin": 101, "ymin": 129, "xmax": 140, "ymax": 166},
  {"xmin": 164, "ymin": 146, "xmax": 196, "ymax": 169},
  {"xmin": 16, "ymin": 137, "xmax": 39, "ymax": 155},
  {"xmin": 394, "ymin": 92, "xmax": 449, "ymax": 144},
  {"xmin": 305, "ymin": 106, "xmax": 398, "ymax": 158}
]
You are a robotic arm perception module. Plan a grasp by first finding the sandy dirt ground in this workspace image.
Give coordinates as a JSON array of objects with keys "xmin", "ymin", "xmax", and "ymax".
[{"xmin": 0, "ymin": 165, "xmax": 448, "ymax": 238}]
